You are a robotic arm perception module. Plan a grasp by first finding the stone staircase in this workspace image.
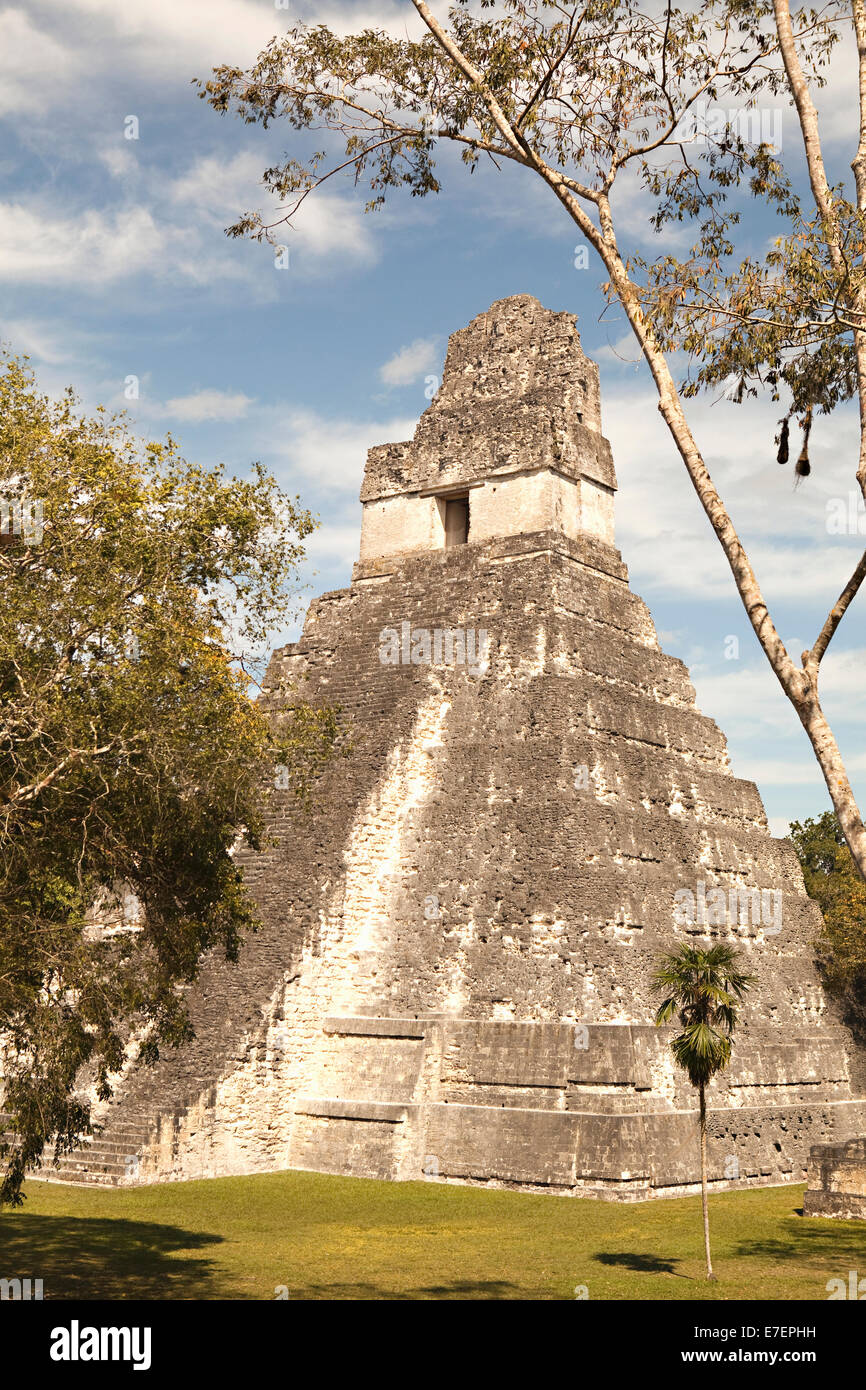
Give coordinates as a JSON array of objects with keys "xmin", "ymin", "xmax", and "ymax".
[{"xmin": 38, "ymin": 1117, "xmax": 154, "ymax": 1188}]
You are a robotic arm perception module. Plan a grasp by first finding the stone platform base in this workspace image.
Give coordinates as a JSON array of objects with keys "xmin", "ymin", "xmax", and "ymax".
[
  {"xmin": 285, "ymin": 1017, "xmax": 866, "ymax": 1199},
  {"xmin": 37, "ymin": 1018, "xmax": 866, "ymax": 1197},
  {"xmin": 804, "ymin": 1137, "xmax": 866, "ymax": 1219}
]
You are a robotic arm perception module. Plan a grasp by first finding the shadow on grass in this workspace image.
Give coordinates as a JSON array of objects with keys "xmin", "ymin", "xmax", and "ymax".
[
  {"xmin": 0, "ymin": 1214, "xmax": 223, "ymax": 1300},
  {"xmin": 733, "ymin": 1217, "xmax": 866, "ymax": 1266},
  {"xmin": 593, "ymin": 1252, "xmax": 687, "ymax": 1277},
  {"xmin": 289, "ymin": 1279, "xmax": 519, "ymax": 1300}
]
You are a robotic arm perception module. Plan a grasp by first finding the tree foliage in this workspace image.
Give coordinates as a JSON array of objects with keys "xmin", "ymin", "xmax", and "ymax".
[
  {"xmin": 654, "ymin": 942, "xmax": 755, "ymax": 1085},
  {"xmin": 0, "ymin": 354, "xmax": 340, "ymax": 1204},
  {"xmin": 790, "ymin": 810, "xmax": 866, "ymax": 1034}
]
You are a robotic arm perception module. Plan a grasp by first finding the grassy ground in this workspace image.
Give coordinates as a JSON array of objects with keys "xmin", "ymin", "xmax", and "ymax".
[{"xmin": 0, "ymin": 1172, "xmax": 861, "ymax": 1300}]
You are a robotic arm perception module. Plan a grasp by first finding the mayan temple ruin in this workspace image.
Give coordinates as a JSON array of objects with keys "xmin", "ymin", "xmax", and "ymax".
[{"xmin": 48, "ymin": 294, "xmax": 866, "ymax": 1198}]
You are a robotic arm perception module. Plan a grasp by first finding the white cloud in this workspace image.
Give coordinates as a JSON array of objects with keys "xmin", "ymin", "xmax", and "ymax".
[
  {"xmin": 168, "ymin": 152, "xmax": 379, "ymax": 269},
  {"xmin": 767, "ymin": 815, "xmax": 793, "ymax": 838},
  {"xmin": 689, "ymin": 647, "xmax": 866, "ymax": 745},
  {"xmin": 0, "ymin": 153, "xmax": 376, "ymax": 295},
  {"xmin": 37, "ymin": 0, "xmax": 278, "ymax": 74},
  {"xmin": 293, "ymin": 1, "xmax": 423, "ymax": 36},
  {"xmin": 807, "ymin": 25, "xmax": 860, "ymax": 149},
  {"xmin": 271, "ymin": 408, "xmax": 418, "ymax": 491},
  {"xmin": 0, "ymin": 202, "xmax": 172, "ymax": 286},
  {"xmin": 98, "ymin": 146, "xmax": 139, "ymax": 181},
  {"xmin": 380, "ymin": 337, "xmax": 441, "ymax": 387},
  {"xmin": 22, "ymin": 0, "xmax": 419, "ymax": 111},
  {"xmin": 744, "ymin": 749, "xmax": 866, "ymax": 789},
  {"xmin": 304, "ymin": 523, "xmax": 366, "ymax": 571},
  {"xmin": 286, "ymin": 194, "xmax": 379, "ymax": 267},
  {"xmin": 163, "ymin": 389, "xmax": 253, "ymax": 423},
  {"xmin": 167, "ymin": 152, "xmax": 266, "ymax": 225},
  {"xmin": 0, "ymin": 317, "xmax": 77, "ymax": 364},
  {"xmin": 0, "ymin": 9, "xmax": 82, "ymax": 117},
  {"xmin": 592, "ymin": 330, "xmax": 643, "ymax": 366},
  {"xmin": 738, "ymin": 761, "xmax": 832, "ymax": 788}
]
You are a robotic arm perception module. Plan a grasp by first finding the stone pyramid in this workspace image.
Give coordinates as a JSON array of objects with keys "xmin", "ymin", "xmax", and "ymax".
[{"xmin": 50, "ymin": 294, "xmax": 866, "ymax": 1196}]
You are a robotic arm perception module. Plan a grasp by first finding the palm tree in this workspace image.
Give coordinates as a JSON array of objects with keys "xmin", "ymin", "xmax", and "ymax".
[{"xmin": 652, "ymin": 943, "xmax": 755, "ymax": 1280}]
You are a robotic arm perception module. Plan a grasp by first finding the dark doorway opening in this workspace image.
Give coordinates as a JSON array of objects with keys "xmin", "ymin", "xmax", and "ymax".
[{"xmin": 443, "ymin": 495, "xmax": 469, "ymax": 546}]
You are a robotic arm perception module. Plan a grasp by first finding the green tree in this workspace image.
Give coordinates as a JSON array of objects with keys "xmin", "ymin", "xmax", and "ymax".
[
  {"xmin": 653, "ymin": 944, "xmax": 755, "ymax": 1279},
  {"xmin": 198, "ymin": 0, "xmax": 866, "ymax": 881},
  {"xmin": 0, "ymin": 354, "xmax": 340, "ymax": 1205},
  {"xmin": 790, "ymin": 810, "xmax": 866, "ymax": 1038}
]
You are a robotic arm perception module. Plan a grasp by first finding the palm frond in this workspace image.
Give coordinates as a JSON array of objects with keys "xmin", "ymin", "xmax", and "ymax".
[{"xmin": 652, "ymin": 941, "xmax": 753, "ymax": 1085}]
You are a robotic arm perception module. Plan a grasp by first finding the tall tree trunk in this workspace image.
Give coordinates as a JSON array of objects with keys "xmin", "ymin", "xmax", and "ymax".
[
  {"xmin": 408, "ymin": 0, "xmax": 866, "ymax": 885},
  {"xmin": 699, "ymin": 1082, "xmax": 715, "ymax": 1280}
]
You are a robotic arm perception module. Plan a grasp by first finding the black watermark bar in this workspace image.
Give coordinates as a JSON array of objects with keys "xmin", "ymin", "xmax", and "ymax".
[{"xmin": 3, "ymin": 1297, "xmax": 860, "ymax": 1378}]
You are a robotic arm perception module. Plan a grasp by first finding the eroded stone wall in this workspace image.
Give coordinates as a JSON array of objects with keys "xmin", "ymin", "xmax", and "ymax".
[{"xmin": 804, "ymin": 1138, "xmax": 866, "ymax": 1219}]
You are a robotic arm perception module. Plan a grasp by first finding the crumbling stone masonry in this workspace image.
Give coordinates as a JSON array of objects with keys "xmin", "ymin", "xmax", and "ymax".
[
  {"xmin": 45, "ymin": 295, "xmax": 866, "ymax": 1197},
  {"xmin": 804, "ymin": 1138, "xmax": 866, "ymax": 1219}
]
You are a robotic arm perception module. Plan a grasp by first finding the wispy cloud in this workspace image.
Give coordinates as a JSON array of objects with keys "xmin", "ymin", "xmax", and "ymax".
[
  {"xmin": 35, "ymin": 0, "xmax": 278, "ymax": 79},
  {"xmin": 379, "ymin": 336, "xmax": 441, "ymax": 387},
  {"xmin": 0, "ymin": 147, "xmax": 379, "ymax": 296},
  {"xmin": 160, "ymin": 149, "xmax": 380, "ymax": 276},
  {"xmin": 0, "ymin": 203, "xmax": 172, "ymax": 286},
  {"xmin": 692, "ymin": 647, "xmax": 866, "ymax": 735},
  {"xmin": 0, "ymin": 316, "xmax": 88, "ymax": 365},
  {"xmin": 0, "ymin": 9, "xmax": 83, "ymax": 118},
  {"xmin": 163, "ymin": 389, "xmax": 253, "ymax": 423},
  {"xmin": 267, "ymin": 407, "xmax": 418, "ymax": 491}
]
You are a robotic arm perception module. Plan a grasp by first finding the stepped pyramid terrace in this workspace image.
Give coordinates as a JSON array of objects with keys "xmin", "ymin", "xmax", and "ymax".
[{"xmin": 40, "ymin": 294, "xmax": 866, "ymax": 1198}]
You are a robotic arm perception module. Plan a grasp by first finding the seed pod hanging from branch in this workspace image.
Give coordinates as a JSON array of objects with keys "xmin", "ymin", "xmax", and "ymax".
[{"xmin": 796, "ymin": 404, "xmax": 813, "ymax": 480}]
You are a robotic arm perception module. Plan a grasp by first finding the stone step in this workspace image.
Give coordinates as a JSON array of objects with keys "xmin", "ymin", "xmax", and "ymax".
[
  {"xmin": 68, "ymin": 1137, "xmax": 149, "ymax": 1155},
  {"xmin": 41, "ymin": 1171, "xmax": 127, "ymax": 1188},
  {"xmin": 21, "ymin": 1112, "xmax": 159, "ymax": 1186}
]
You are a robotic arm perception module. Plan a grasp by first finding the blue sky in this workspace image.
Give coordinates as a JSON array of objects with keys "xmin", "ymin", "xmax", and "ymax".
[{"xmin": 2, "ymin": 0, "xmax": 865, "ymax": 835}]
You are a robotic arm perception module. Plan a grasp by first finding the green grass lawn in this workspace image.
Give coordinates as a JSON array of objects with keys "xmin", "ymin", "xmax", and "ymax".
[{"xmin": 0, "ymin": 1172, "xmax": 862, "ymax": 1300}]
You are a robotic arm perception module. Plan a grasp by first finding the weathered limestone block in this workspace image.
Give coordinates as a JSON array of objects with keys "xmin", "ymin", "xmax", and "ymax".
[{"xmin": 804, "ymin": 1137, "xmax": 866, "ymax": 1219}]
